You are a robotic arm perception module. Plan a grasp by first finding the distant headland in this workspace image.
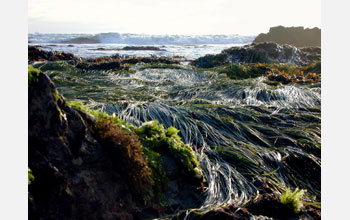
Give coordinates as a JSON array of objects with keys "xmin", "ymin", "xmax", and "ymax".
[{"xmin": 253, "ymin": 26, "xmax": 321, "ymax": 47}]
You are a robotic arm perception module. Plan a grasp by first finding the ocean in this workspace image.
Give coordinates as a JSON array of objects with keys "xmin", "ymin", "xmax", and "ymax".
[{"xmin": 28, "ymin": 33, "xmax": 255, "ymax": 60}]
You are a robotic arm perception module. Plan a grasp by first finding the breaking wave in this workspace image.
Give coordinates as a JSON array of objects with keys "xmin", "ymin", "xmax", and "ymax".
[{"xmin": 29, "ymin": 32, "xmax": 255, "ymax": 45}]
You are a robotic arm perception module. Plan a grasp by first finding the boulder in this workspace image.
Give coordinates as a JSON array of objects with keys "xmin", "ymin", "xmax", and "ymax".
[
  {"xmin": 28, "ymin": 70, "xmax": 203, "ymax": 220},
  {"xmin": 29, "ymin": 72, "xmax": 145, "ymax": 220}
]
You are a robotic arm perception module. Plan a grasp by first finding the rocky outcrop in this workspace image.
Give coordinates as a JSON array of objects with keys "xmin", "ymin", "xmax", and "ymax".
[
  {"xmin": 300, "ymin": 47, "xmax": 321, "ymax": 61},
  {"xmin": 28, "ymin": 70, "xmax": 203, "ymax": 220},
  {"xmin": 253, "ymin": 26, "xmax": 321, "ymax": 47},
  {"xmin": 120, "ymin": 46, "xmax": 166, "ymax": 51},
  {"xmin": 29, "ymin": 71, "xmax": 144, "ymax": 220},
  {"xmin": 28, "ymin": 46, "xmax": 80, "ymax": 62},
  {"xmin": 122, "ymin": 57, "xmax": 179, "ymax": 65},
  {"xmin": 61, "ymin": 36, "xmax": 100, "ymax": 44},
  {"xmin": 29, "ymin": 46, "xmax": 180, "ymax": 71},
  {"xmin": 193, "ymin": 42, "xmax": 320, "ymax": 68}
]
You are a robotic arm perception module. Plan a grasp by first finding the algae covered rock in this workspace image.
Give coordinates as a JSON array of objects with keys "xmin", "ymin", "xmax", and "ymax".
[
  {"xmin": 28, "ymin": 46, "xmax": 79, "ymax": 62},
  {"xmin": 29, "ymin": 68, "xmax": 150, "ymax": 219},
  {"xmin": 193, "ymin": 42, "xmax": 319, "ymax": 68},
  {"xmin": 28, "ymin": 67, "xmax": 205, "ymax": 220},
  {"xmin": 134, "ymin": 120, "xmax": 205, "ymax": 209}
]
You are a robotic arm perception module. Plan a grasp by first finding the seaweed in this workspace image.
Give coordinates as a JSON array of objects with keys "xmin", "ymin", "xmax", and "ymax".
[
  {"xmin": 66, "ymin": 100, "xmax": 204, "ymax": 202},
  {"xmin": 93, "ymin": 117, "xmax": 153, "ymax": 198},
  {"xmin": 280, "ymin": 188, "xmax": 306, "ymax": 214},
  {"xmin": 28, "ymin": 65, "xmax": 40, "ymax": 84},
  {"xmin": 28, "ymin": 167, "xmax": 35, "ymax": 185},
  {"xmin": 135, "ymin": 121, "xmax": 204, "ymax": 182}
]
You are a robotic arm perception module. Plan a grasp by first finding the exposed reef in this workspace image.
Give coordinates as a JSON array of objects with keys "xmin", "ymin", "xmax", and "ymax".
[
  {"xmin": 191, "ymin": 42, "xmax": 321, "ymax": 84},
  {"xmin": 120, "ymin": 46, "xmax": 166, "ymax": 51},
  {"xmin": 89, "ymin": 46, "xmax": 166, "ymax": 51},
  {"xmin": 192, "ymin": 42, "xmax": 320, "ymax": 68},
  {"xmin": 61, "ymin": 36, "xmax": 101, "ymax": 44},
  {"xmin": 28, "ymin": 46, "xmax": 80, "ymax": 62},
  {"xmin": 29, "ymin": 46, "xmax": 180, "ymax": 71}
]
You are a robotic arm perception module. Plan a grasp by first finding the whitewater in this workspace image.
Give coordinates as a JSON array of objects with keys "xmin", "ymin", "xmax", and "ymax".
[{"xmin": 28, "ymin": 33, "xmax": 255, "ymax": 59}]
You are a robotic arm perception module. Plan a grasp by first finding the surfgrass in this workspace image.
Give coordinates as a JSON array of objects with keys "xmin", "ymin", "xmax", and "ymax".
[{"xmin": 40, "ymin": 60, "xmax": 321, "ymax": 214}]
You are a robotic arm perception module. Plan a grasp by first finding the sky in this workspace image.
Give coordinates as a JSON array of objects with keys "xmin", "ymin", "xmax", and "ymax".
[{"xmin": 28, "ymin": 0, "xmax": 321, "ymax": 35}]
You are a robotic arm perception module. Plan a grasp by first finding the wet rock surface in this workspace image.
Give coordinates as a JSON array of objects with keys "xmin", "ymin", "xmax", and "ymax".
[
  {"xmin": 193, "ymin": 42, "xmax": 320, "ymax": 68},
  {"xmin": 28, "ymin": 72, "xmax": 203, "ymax": 220},
  {"xmin": 120, "ymin": 46, "xmax": 166, "ymax": 51},
  {"xmin": 300, "ymin": 47, "xmax": 321, "ymax": 61},
  {"xmin": 171, "ymin": 205, "xmax": 254, "ymax": 220},
  {"xmin": 29, "ymin": 72, "xmax": 142, "ymax": 220},
  {"xmin": 29, "ymin": 46, "xmax": 180, "ymax": 71},
  {"xmin": 28, "ymin": 46, "xmax": 80, "ymax": 62}
]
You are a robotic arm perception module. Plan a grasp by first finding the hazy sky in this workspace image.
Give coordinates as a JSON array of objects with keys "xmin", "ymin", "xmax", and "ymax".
[{"xmin": 28, "ymin": 0, "xmax": 321, "ymax": 35}]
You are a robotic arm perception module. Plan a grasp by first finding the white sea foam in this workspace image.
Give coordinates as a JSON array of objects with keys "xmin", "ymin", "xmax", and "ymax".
[
  {"xmin": 28, "ymin": 33, "xmax": 255, "ymax": 60},
  {"xmin": 28, "ymin": 43, "xmax": 248, "ymax": 60},
  {"xmin": 29, "ymin": 32, "xmax": 255, "ymax": 45}
]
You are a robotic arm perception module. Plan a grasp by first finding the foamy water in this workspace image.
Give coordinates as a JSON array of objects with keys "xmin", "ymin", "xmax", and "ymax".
[{"xmin": 28, "ymin": 33, "xmax": 255, "ymax": 60}]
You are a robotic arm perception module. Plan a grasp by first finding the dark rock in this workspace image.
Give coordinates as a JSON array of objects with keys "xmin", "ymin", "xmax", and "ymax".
[
  {"xmin": 246, "ymin": 192, "xmax": 321, "ymax": 219},
  {"xmin": 120, "ymin": 57, "xmax": 180, "ymax": 65},
  {"xmin": 120, "ymin": 46, "xmax": 166, "ymax": 51},
  {"xmin": 168, "ymin": 192, "xmax": 321, "ymax": 220},
  {"xmin": 253, "ymin": 26, "xmax": 321, "ymax": 47},
  {"xmin": 282, "ymin": 149, "xmax": 321, "ymax": 196},
  {"xmin": 300, "ymin": 47, "xmax": 321, "ymax": 61},
  {"xmin": 199, "ymin": 206, "xmax": 252, "ymax": 220},
  {"xmin": 28, "ymin": 46, "xmax": 79, "ymax": 62},
  {"xmin": 28, "ymin": 72, "xmax": 149, "ymax": 220},
  {"xmin": 89, "ymin": 47, "xmax": 117, "ymax": 51},
  {"xmin": 247, "ymin": 193, "xmax": 296, "ymax": 219},
  {"xmin": 28, "ymin": 71, "xmax": 205, "ymax": 220},
  {"xmin": 192, "ymin": 54, "xmax": 227, "ymax": 68},
  {"xmin": 171, "ymin": 205, "xmax": 253, "ymax": 220},
  {"xmin": 268, "ymin": 74, "xmax": 292, "ymax": 84},
  {"xmin": 163, "ymin": 172, "xmax": 203, "ymax": 210},
  {"xmin": 61, "ymin": 36, "xmax": 100, "ymax": 44},
  {"xmin": 193, "ymin": 42, "xmax": 320, "ymax": 68},
  {"xmin": 76, "ymin": 61, "xmax": 124, "ymax": 71}
]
